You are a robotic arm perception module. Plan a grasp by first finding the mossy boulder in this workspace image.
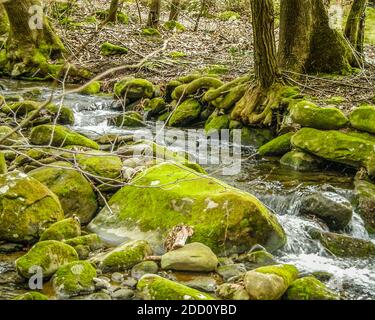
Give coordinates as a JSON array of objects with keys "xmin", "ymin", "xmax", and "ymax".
[
  {"xmin": 64, "ymin": 234, "xmax": 103, "ymax": 251},
  {"xmin": 161, "ymin": 242, "xmax": 219, "ymax": 272},
  {"xmin": 258, "ymin": 132, "xmax": 294, "ymax": 157},
  {"xmin": 112, "ymin": 111, "xmax": 145, "ymax": 127},
  {"xmin": 289, "ymin": 101, "xmax": 348, "ymax": 130},
  {"xmin": 0, "ymin": 171, "xmax": 64, "ymax": 243},
  {"xmin": 285, "ymin": 276, "xmax": 339, "ymax": 300},
  {"xmin": 40, "ymin": 218, "xmax": 81, "ymax": 241},
  {"xmin": 114, "ymin": 78, "xmax": 154, "ymax": 100},
  {"xmin": 99, "ymin": 240, "xmax": 152, "ymax": 272},
  {"xmin": 79, "ymin": 81, "xmax": 101, "ymax": 95},
  {"xmin": 168, "ymin": 98, "xmax": 202, "ymax": 127},
  {"xmin": 15, "ymin": 240, "xmax": 78, "ymax": 278},
  {"xmin": 216, "ymin": 283, "xmax": 250, "ymax": 300},
  {"xmin": 280, "ymin": 150, "xmax": 322, "ymax": 171},
  {"xmin": 205, "ymin": 114, "xmax": 230, "ymax": 134},
  {"xmin": 30, "ymin": 125, "xmax": 99, "ymax": 149},
  {"xmin": 354, "ymin": 179, "xmax": 375, "ymax": 234},
  {"xmin": 291, "ymin": 128, "xmax": 375, "ymax": 176},
  {"xmin": 240, "ymin": 127, "xmax": 274, "ymax": 147},
  {"xmin": 52, "ymin": 261, "xmax": 97, "ymax": 298},
  {"xmin": 349, "ymin": 104, "xmax": 375, "ymax": 134},
  {"xmin": 12, "ymin": 292, "xmax": 48, "ymax": 300},
  {"xmin": 88, "ymin": 162, "xmax": 286, "ymax": 254},
  {"xmin": 137, "ymin": 274, "xmax": 214, "ymax": 300},
  {"xmin": 0, "ymin": 152, "xmax": 6, "ymax": 174},
  {"xmin": 244, "ymin": 264, "xmax": 298, "ymax": 300},
  {"xmin": 28, "ymin": 162, "xmax": 98, "ymax": 224},
  {"xmin": 146, "ymin": 97, "xmax": 167, "ymax": 116},
  {"xmin": 172, "ymin": 77, "xmax": 224, "ymax": 100},
  {"xmin": 0, "ymin": 125, "xmax": 23, "ymax": 146},
  {"xmin": 100, "ymin": 42, "xmax": 128, "ymax": 56}
]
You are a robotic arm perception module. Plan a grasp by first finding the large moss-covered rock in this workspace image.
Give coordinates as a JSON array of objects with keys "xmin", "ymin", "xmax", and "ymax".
[
  {"xmin": 240, "ymin": 127, "xmax": 274, "ymax": 147},
  {"xmin": 0, "ymin": 152, "xmax": 6, "ymax": 174},
  {"xmin": 349, "ymin": 104, "xmax": 375, "ymax": 134},
  {"xmin": 285, "ymin": 276, "xmax": 339, "ymax": 300},
  {"xmin": 12, "ymin": 292, "xmax": 48, "ymax": 300},
  {"xmin": 205, "ymin": 114, "xmax": 229, "ymax": 134},
  {"xmin": 52, "ymin": 261, "xmax": 97, "ymax": 298},
  {"xmin": 112, "ymin": 111, "xmax": 145, "ymax": 128},
  {"xmin": 80, "ymin": 81, "xmax": 101, "ymax": 95},
  {"xmin": 99, "ymin": 240, "xmax": 152, "ymax": 272},
  {"xmin": 244, "ymin": 264, "xmax": 298, "ymax": 300},
  {"xmin": 168, "ymin": 98, "xmax": 201, "ymax": 127},
  {"xmin": 280, "ymin": 151, "xmax": 322, "ymax": 171},
  {"xmin": 137, "ymin": 274, "xmax": 214, "ymax": 300},
  {"xmin": 28, "ymin": 162, "xmax": 98, "ymax": 224},
  {"xmin": 0, "ymin": 125, "xmax": 22, "ymax": 146},
  {"xmin": 161, "ymin": 242, "xmax": 219, "ymax": 272},
  {"xmin": 289, "ymin": 101, "xmax": 348, "ymax": 130},
  {"xmin": 88, "ymin": 162, "xmax": 286, "ymax": 253},
  {"xmin": 258, "ymin": 132, "xmax": 294, "ymax": 156},
  {"xmin": 30, "ymin": 125, "xmax": 99, "ymax": 149},
  {"xmin": 114, "ymin": 78, "xmax": 154, "ymax": 100},
  {"xmin": 64, "ymin": 234, "xmax": 103, "ymax": 251},
  {"xmin": 354, "ymin": 179, "xmax": 375, "ymax": 234},
  {"xmin": 0, "ymin": 171, "xmax": 64, "ymax": 243},
  {"xmin": 291, "ymin": 128, "xmax": 375, "ymax": 176},
  {"xmin": 15, "ymin": 240, "xmax": 78, "ymax": 278},
  {"xmin": 40, "ymin": 218, "xmax": 81, "ymax": 241}
]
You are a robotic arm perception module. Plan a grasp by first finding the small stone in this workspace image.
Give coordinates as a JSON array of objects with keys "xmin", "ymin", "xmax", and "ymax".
[
  {"xmin": 216, "ymin": 283, "xmax": 250, "ymax": 300},
  {"xmin": 217, "ymin": 264, "xmax": 246, "ymax": 282},
  {"xmin": 131, "ymin": 261, "xmax": 158, "ymax": 280},
  {"xmin": 93, "ymin": 277, "xmax": 111, "ymax": 290},
  {"xmin": 111, "ymin": 272, "xmax": 124, "ymax": 283},
  {"xmin": 111, "ymin": 288, "xmax": 134, "ymax": 300},
  {"xmin": 122, "ymin": 277, "xmax": 138, "ymax": 288}
]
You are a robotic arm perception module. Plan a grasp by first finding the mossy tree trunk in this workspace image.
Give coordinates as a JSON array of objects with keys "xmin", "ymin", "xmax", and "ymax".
[
  {"xmin": 147, "ymin": 0, "xmax": 161, "ymax": 28},
  {"xmin": 169, "ymin": 0, "xmax": 181, "ymax": 21},
  {"xmin": 2, "ymin": 0, "xmax": 65, "ymax": 77},
  {"xmin": 108, "ymin": 0, "xmax": 121, "ymax": 23},
  {"xmin": 278, "ymin": 0, "xmax": 354, "ymax": 74},
  {"xmin": 0, "ymin": 5, "xmax": 9, "ymax": 36},
  {"xmin": 231, "ymin": 0, "xmax": 282, "ymax": 126},
  {"xmin": 345, "ymin": 0, "xmax": 368, "ymax": 63}
]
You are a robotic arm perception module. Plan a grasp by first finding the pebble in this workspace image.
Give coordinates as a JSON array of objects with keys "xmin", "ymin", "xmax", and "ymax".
[{"xmin": 111, "ymin": 288, "xmax": 134, "ymax": 300}]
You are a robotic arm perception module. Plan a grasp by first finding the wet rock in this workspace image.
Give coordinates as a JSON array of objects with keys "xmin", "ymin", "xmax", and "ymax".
[
  {"xmin": 122, "ymin": 277, "xmax": 137, "ymax": 288},
  {"xmin": 99, "ymin": 240, "xmax": 152, "ymax": 272},
  {"xmin": 84, "ymin": 292, "xmax": 112, "ymax": 300},
  {"xmin": 52, "ymin": 261, "xmax": 97, "ymax": 298},
  {"xmin": 0, "ymin": 171, "xmax": 64, "ymax": 243},
  {"xmin": 112, "ymin": 111, "xmax": 146, "ymax": 128},
  {"xmin": 64, "ymin": 234, "xmax": 103, "ymax": 251},
  {"xmin": 88, "ymin": 162, "xmax": 286, "ymax": 254},
  {"xmin": 237, "ymin": 249, "xmax": 277, "ymax": 269},
  {"xmin": 111, "ymin": 287, "xmax": 134, "ymax": 300},
  {"xmin": 146, "ymin": 97, "xmax": 168, "ymax": 116},
  {"xmin": 205, "ymin": 114, "xmax": 230, "ymax": 134},
  {"xmin": 114, "ymin": 78, "xmax": 154, "ymax": 101},
  {"xmin": 168, "ymin": 98, "xmax": 201, "ymax": 127},
  {"xmin": 15, "ymin": 240, "xmax": 78, "ymax": 278},
  {"xmin": 29, "ymin": 162, "xmax": 98, "ymax": 224},
  {"xmin": 349, "ymin": 104, "xmax": 375, "ymax": 134},
  {"xmin": 0, "ymin": 242, "xmax": 23, "ymax": 253},
  {"xmin": 12, "ymin": 291, "xmax": 48, "ymax": 300},
  {"xmin": 354, "ymin": 179, "xmax": 375, "ymax": 234},
  {"xmin": 217, "ymin": 263, "xmax": 246, "ymax": 282},
  {"xmin": 240, "ymin": 127, "xmax": 274, "ymax": 148},
  {"xmin": 258, "ymin": 132, "xmax": 294, "ymax": 157},
  {"xmin": 0, "ymin": 126, "xmax": 23, "ymax": 146},
  {"xmin": 75, "ymin": 245, "xmax": 90, "ymax": 260},
  {"xmin": 216, "ymin": 283, "xmax": 250, "ymax": 300},
  {"xmin": 0, "ymin": 152, "xmax": 7, "ymax": 174},
  {"xmin": 300, "ymin": 191, "xmax": 353, "ymax": 230},
  {"xmin": 137, "ymin": 274, "xmax": 214, "ymax": 300},
  {"xmin": 111, "ymin": 272, "xmax": 124, "ymax": 283},
  {"xmin": 289, "ymin": 100, "xmax": 348, "ymax": 130},
  {"xmin": 161, "ymin": 243, "xmax": 218, "ymax": 272},
  {"xmin": 311, "ymin": 271, "xmax": 333, "ymax": 283},
  {"xmin": 280, "ymin": 150, "xmax": 322, "ymax": 171},
  {"xmin": 285, "ymin": 276, "xmax": 340, "ymax": 300},
  {"xmin": 40, "ymin": 217, "xmax": 81, "ymax": 241},
  {"xmin": 93, "ymin": 277, "xmax": 111, "ymax": 290},
  {"xmin": 131, "ymin": 261, "xmax": 158, "ymax": 279},
  {"xmin": 175, "ymin": 274, "xmax": 218, "ymax": 292}
]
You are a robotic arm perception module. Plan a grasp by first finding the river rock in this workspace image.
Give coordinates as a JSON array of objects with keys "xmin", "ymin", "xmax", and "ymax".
[
  {"xmin": 280, "ymin": 150, "xmax": 322, "ymax": 171},
  {"xmin": 205, "ymin": 114, "xmax": 229, "ymax": 134},
  {"xmin": 289, "ymin": 101, "xmax": 348, "ymax": 130},
  {"xmin": 168, "ymin": 98, "xmax": 201, "ymax": 127},
  {"xmin": 52, "ymin": 261, "xmax": 97, "ymax": 298},
  {"xmin": 28, "ymin": 161, "xmax": 98, "ymax": 224},
  {"xmin": 131, "ymin": 261, "xmax": 158, "ymax": 279},
  {"xmin": 300, "ymin": 191, "xmax": 353, "ymax": 230},
  {"xmin": 237, "ymin": 249, "xmax": 277, "ymax": 269},
  {"xmin": 216, "ymin": 283, "xmax": 250, "ymax": 300},
  {"xmin": 12, "ymin": 292, "xmax": 48, "ymax": 300},
  {"xmin": 0, "ymin": 171, "xmax": 64, "ymax": 243},
  {"xmin": 64, "ymin": 234, "xmax": 103, "ymax": 251},
  {"xmin": 291, "ymin": 128, "xmax": 375, "ymax": 176},
  {"xmin": 258, "ymin": 132, "xmax": 294, "ymax": 157},
  {"xmin": 112, "ymin": 111, "xmax": 146, "ymax": 128},
  {"xmin": 40, "ymin": 217, "xmax": 81, "ymax": 241},
  {"xmin": 111, "ymin": 287, "xmax": 134, "ymax": 300},
  {"xmin": 0, "ymin": 152, "xmax": 7, "ymax": 174},
  {"xmin": 137, "ymin": 274, "xmax": 214, "ymax": 300},
  {"xmin": 285, "ymin": 276, "xmax": 339, "ymax": 300},
  {"xmin": 30, "ymin": 125, "xmax": 99, "ymax": 149},
  {"xmin": 88, "ymin": 162, "xmax": 286, "ymax": 254},
  {"xmin": 349, "ymin": 104, "xmax": 375, "ymax": 134},
  {"xmin": 174, "ymin": 274, "xmax": 218, "ymax": 292},
  {"xmin": 114, "ymin": 78, "xmax": 154, "ymax": 100},
  {"xmin": 161, "ymin": 243, "xmax": 218, "ymax": 272},
  {"xmin": 99, "ymin": 240, "xmax": 152, "ymax": 272},
  {"xmin": 217, "ymin": 263, "xmax": 246, "ymax": 282},
  {"xmin": 244, "ymin": 264, "xmax": 298, "ymax": 300},
  {"xmin": 354, "ymin": 179, "xmax": 375, "ymax": 233},
  {"xmin": 0, "ymin": 125, "xmax": 23, "ymax": 146},
  {"xmin": 240, "ymin": 127, "xmax": 274, "ymax": 147},
  {"xmin": 15, "ymin": 240, "xmax": 78, "ymax": 278}
]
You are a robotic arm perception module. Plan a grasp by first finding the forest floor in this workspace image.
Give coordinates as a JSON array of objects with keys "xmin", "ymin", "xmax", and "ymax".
[{"xmin": 52, "ymin": 0, "xmax": 375, "ymax": 114}]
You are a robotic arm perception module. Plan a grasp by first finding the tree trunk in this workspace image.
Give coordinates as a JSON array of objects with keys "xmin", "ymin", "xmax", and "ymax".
[
  {"xmin": 278, "ymin": 0, "xmax": 354, "ymax": 74},
  {"xmin": 169, "ymin": 0, "xmax": 181, "ymax": 21},
  {"xmin": 0, "ymin": 5, "xmax": 9, "ymax": 36},
  {"xmin": 1, "ymin": 0, "xmax": 65, "ymax": 77},
  {"xmin": 345, "ymin": 0, "xmax": 368, "ymax": 61},
  {"xmin": 147, "ymin": 0, "xmax": 161, "ymax": 28},
  {"xmin": 108, "ymin": 0, "xmax": 120, "ymax": 23}
]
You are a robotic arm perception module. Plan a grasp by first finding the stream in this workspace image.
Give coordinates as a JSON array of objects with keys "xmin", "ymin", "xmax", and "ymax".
[{"xmin": 0, "ymin": 79, "xmax": 374, "ymax": 300}]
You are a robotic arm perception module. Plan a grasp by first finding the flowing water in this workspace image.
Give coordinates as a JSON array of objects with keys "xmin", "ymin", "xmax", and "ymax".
[{"xmin": 0, "ymin": 79, "xmax": 374, "ymax": 300}]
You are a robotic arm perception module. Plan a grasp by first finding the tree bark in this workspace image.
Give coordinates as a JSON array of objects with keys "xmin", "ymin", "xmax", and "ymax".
[
  {"xmin": 278, "ymin": 0, "xmax": 354, "ymax": 74},
  {"xmin": 345, "ymin": 0, "xmax": 368, "ymax": 60},
  {"xmin": 147, "ymin": 0, "xmax": 161, "ymax": 28},
  {"xmin": 169, "ymin": 0, "xmax": 181, "ymax": 21},
  {"xmin": 0, "ymin": 5, "xmax": 9, "ymax": 36},
  {"xmin": 108, "ymin": 0, "xmax": 121, "ymax": 23},
  {"xmin": 1, "ymin": 0, "xmax": 65, "ymax": 77}
]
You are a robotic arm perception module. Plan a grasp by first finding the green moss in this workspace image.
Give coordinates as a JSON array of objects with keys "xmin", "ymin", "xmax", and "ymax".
[
  {"xmin": 117, "ymin": 12, "xmax": 130, "ymax": 24},
  {"xmin": 216, "ymin": 84, "xmax": 247, "ymax": 111},
  {"xmin": 30, "ymin": 125, "xmax": 99, "ymax": 149},
  {"xmin": 285, "ymin": 276, "xmax": 339, "ymax": 300},
  {"xmin": 114, "ymin": 78, "xmax": 154, "ymax": 100},
  {"xmin": 88, "ymin": 162, "xmax": 286, "ymax": 254},
  {"xmin": 172, "ymin": 77, "xmax": 224, "ymax": 100},
  {"xmin": 169, "ymin": 51, "xmax": 187, "ymax": 59},
  {"xmin": 0, "ymin": 153, "xmax": 6, "ymax": 174},
  {"xmin": 280, "ymin": 150, "xmax": 322, "ymax": 171},
  {"xmin": 141, "ymin": 28, "xmax": 161, "ymax": 37},
  {"xmin": 147, "ymin": 97, "xmax": 167, "ymax": 116},
  {"xmin": 324, "ymin": 96, "xmax": 346, "ymax": 105},
  {"xmin": 15, "ymin": 240, "xmax": 78, "ymax": 278},
  {"xmin": 240, "ymin": 127, "xmax": 274, "ymax": 147},
  {"xmin": 365, "ymin": 7, "xmax": 375, "ymax": 44},
  {"xmin": 64, "ymin": 234, "xmax": 103, "ymax": 251},
  {"xmin": 52, "ymin": 261, "xmax": 97, "ymax": 298},
  {"xmin": 40, "ymin": 218, "xmax": 81, "ymax": 241},
  {"xmin": 0, "ymin": 126, "xmax": 22, "ymax": 146},
  {"xmin": 354, "ymin": 179, "xmax": 375, "ymax": 234},
  {"xmin": 168, "ymin": 98, "xmax": 202, "ymax": 127},
  {"xmin": 100, "ymin": 240, "xmax": 152, "ymax": 272},
  {"xmin": 137, "ymin": 274, "xmax": 214, "ymax": 300},
  {"xmin": 113, "ymin": 111, "xmax": 145, "ymax": 128},
  {"xmin": 203, "ymin": 64, "xmax": 230, "ymax": 76},
  {"xmin": 163, "ymin": 21, "xmax": 186, "ymax": 32},
  {"xmin": 12, "ymin": 292, "xmax": 48, "ymax": 300},
  {"xmin": 80, "ymin": 81, "xmax": 101, "ymax": 94},
  {"xmin": 349, "ymin": 104, "xmax": 375, "ymax": 134},
  {"xmin": 258, "ymin": 132, "xmax": 294, "ymax": 157},
  {"xmin": 205, "ymin": 114, "xmax": 230, "ymax": 134},
  {"xmin": 100, "ymin": 42, "xmax": 128, "ymax": 56},
  {"xmin": 289, "ymin": 100, "xmax": 348, "ymax": 129},
  {"xmin": 255, "ymin": 264, "xmax": 298, "ymax": 286},
  {"xmin": 218, "ymin": 11, "xmax": 240, "ymax": 21}
]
